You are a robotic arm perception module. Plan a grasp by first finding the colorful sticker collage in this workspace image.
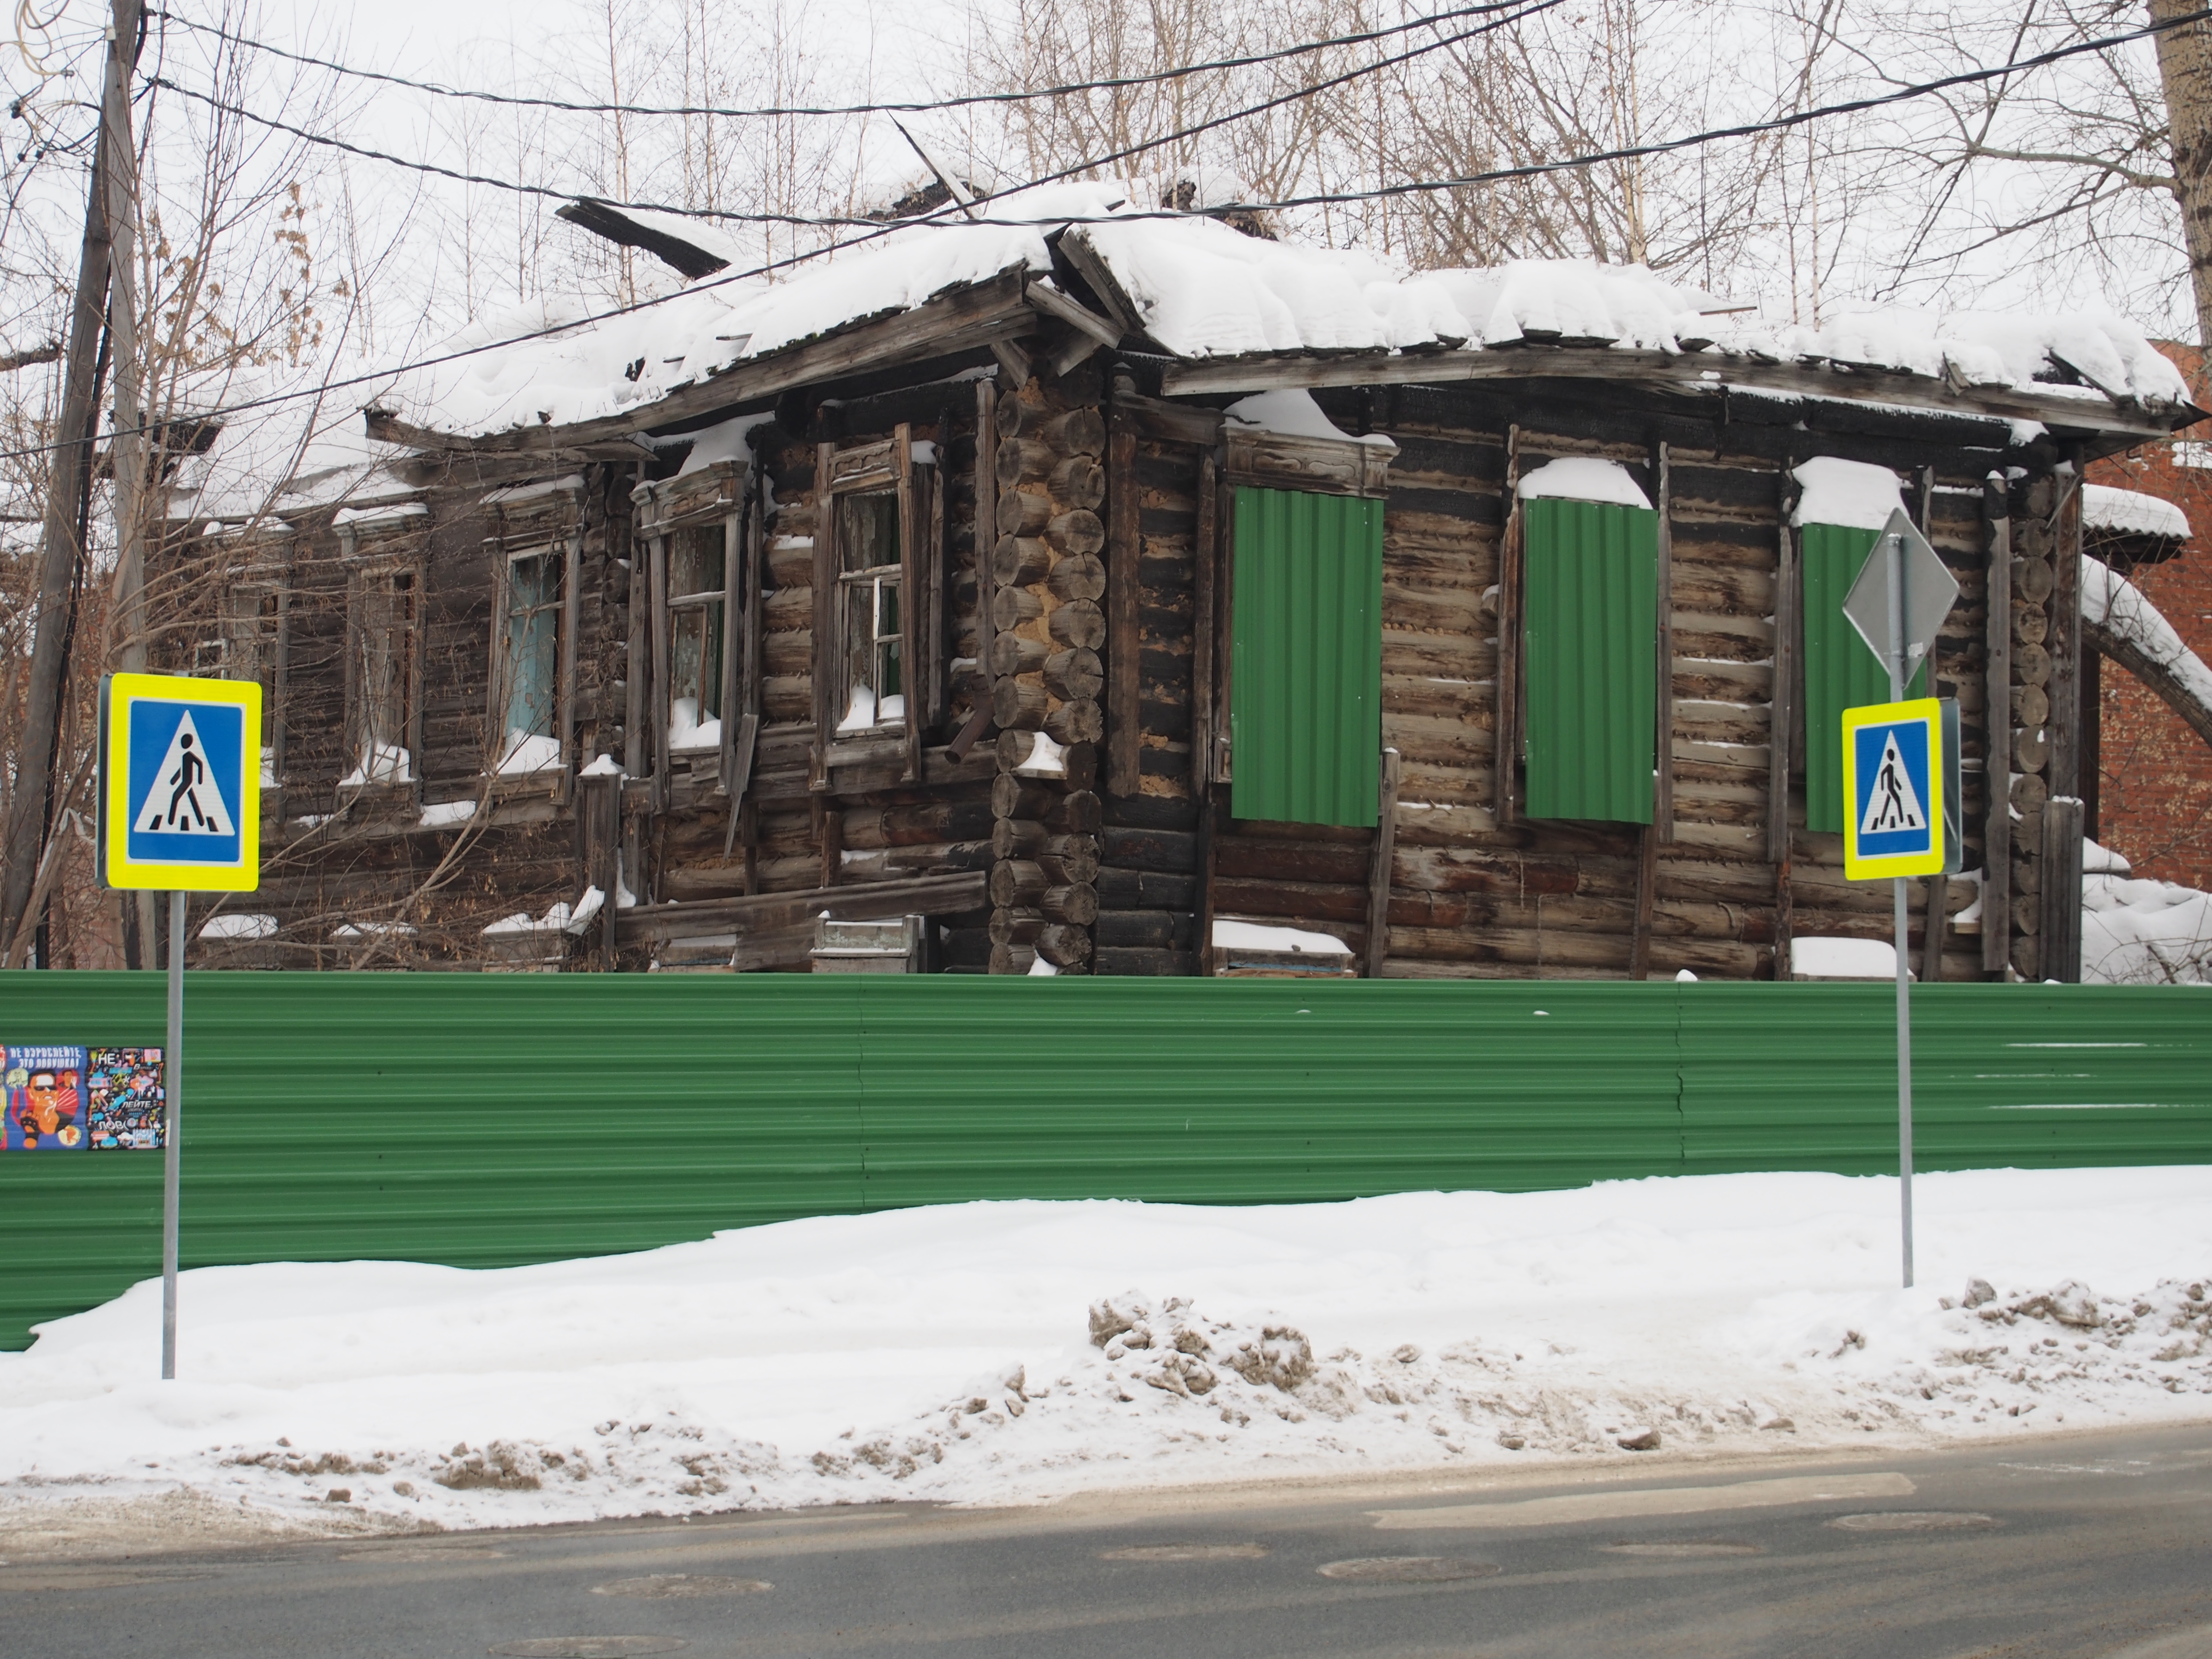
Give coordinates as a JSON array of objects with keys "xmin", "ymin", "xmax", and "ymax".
[{"xmin": 0, "ymin": 1045, "xmax": 165, "ymax": 1150}]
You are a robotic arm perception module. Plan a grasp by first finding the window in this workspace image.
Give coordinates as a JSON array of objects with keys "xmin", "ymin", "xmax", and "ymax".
[
  {"xmin": 836, "ymin": 492, "xmax": 902, "ymax": 733},
  {"xmin": 1227, "ymin": 487, "xmax": 1383, "ymax": 827},
  {"xmin": 1520, "ymin": 496, "xmax": 1658, "ymax": 823},
  {"xmin": 1800, "ymin": 521, "xmax": 1927, "ymax": 833},
  {"xmin": 665, "ymin": 524, "xmax": 727, "ymax": 752},
  {"xmin": 345, "ymin": 567, "xmax": 417, "ymax": 787},
  {"xmin": 497, "ymin": 549, "xmax": 563, "ymax": 772}
]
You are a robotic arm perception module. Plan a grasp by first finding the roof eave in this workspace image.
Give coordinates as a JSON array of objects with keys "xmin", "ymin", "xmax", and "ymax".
[{"xmin": 1157, "ymin": 346, "xmax": 2202, "ymax": 444}]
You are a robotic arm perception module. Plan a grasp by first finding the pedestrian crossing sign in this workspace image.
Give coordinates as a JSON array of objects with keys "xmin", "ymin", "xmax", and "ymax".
[
  {"xmin": 1841, "ymin": 697, "xmax": 1946, "ymax": 880},
  {"xmin": 100, "ymin": 672, "xmax": 261, "ymax": 892}
]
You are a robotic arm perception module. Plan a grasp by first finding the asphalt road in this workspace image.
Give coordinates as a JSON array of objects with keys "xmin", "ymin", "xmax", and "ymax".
[{"xmin": 7, "ymin": 1424, "xmax": 2212, "ymax": 1659}]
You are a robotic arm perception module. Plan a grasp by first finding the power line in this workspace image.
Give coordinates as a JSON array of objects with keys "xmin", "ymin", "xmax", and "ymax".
[
  {"xmin": 5, "ymin": 1, "xmax": 2198, "ymax": 471},
  {"xmin": 149, "ymin": 0, "xmax": 1534, "ymax": 121},
  {"xmin": 142, "ymin": 0, "xmax": 1554, "ymax": 228}
]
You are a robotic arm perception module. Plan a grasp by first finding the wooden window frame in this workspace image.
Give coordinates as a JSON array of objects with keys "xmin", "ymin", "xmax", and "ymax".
[
  {"xmin": 813, "ymin": 424, "xmax": 932, "ymax": 785},
  {"xmin": 339, "ymin": 556, "xmax": 425, "ymax": 802},
  {"xmin": 487, "ymin": 536, "xmax": 579, "ymax": 779},
  {"xmin": 634, "ymin": 459, "xmax": 750, "ymax": 807}
]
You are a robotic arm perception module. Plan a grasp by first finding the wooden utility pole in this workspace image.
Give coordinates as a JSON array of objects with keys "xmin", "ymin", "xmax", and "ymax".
[
  {"xmin": 0, "ymin": 0, "xmax": 142, "ymax": 959},
  {"xmin": 2152, "ymin": 0, "xmax": 2212, "ymax": 347}
]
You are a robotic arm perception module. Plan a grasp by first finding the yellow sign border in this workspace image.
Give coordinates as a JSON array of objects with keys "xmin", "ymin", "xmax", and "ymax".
[
  {"xmin": 1841, "ymin": 697, "xmax": 1946, "ymax": 881},
  {"xmin": 103, "ymin": 672, "xmax": 263, "ymax": 892}
]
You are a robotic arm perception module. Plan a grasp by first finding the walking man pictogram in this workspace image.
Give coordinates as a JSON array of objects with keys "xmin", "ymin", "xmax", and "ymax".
[
  {"xmin": 165, "ymin": 732, "xmax": 209, "ymax": 830},
  {"xmin": 1875, "ymin": 750, "xmax": 1907, "ymax": 830}
]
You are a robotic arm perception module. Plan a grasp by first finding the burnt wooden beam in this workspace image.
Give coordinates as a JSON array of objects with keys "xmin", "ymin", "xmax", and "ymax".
[
  {"xmin": 1364, "ymin": 746, "xmax": 1400, "ymax": 979},
  {"xmin": 1493, "ymin": 424, "xmax": 1523, "ymax": 827},
  {"xmin": 556, "ymin": 198, "xmax": 732, "ymax": 279},
  {"xmin": 1106, "ymin": 408, "xmax": 1141, "ymax": 796},
  {"xmin": 1769, "ymin": 460, "xmax": 1799, "ymax": 978},
  {"xmin": 1026, "ymin": 279, "xmax": 1123, "ymax": 350},
  {"xmin": 615, "ymin": 869, "xmax": 987, "ymax": 945},
  {"xmin": 1160, "ymin": 347, "xmax": 2194, "ymax": 443},
  {"xmin": 1982, "ymin": 474, "xmax": 2013, "ymax": 978},
  {"xmin": 366, "ymin": 266, "xmax": 1038, "ymax": 456},
  {"xmin": 1190, "ymin": 449, "xmax": 1218, "ymax": 800},
  {"xmin": 1921, "ymin": 872, "xmax": 1949, "ymax": 985},
  {"xmin": 1652, "ymin": 440, "xmax": 1675, "ymax": 842},
  {"xmin": 2039, "ymin": 794, "xmax": 2084, "ymax": 982}
]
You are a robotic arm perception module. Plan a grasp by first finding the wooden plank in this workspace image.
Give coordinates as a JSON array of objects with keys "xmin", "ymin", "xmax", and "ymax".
[
  {"xmin": 2039, "ymin": 793, "xmax": 2085, "ymax": 982},
  {"xmin": 617, "ymin": 870, "xmax": 988, "ymax": 944},
  {"xmin": 1653, "ymin": 441, "xmax": 1675, "ymax": 842},
  {"xmin": 1106, "ymin": 414, "xmax": 1142, "ymax": 796},
  {"xmin": 1629, "ymin": 822, "xmax": 1659, "ymax": 980},
  {"xmin": 895, "ymin": 421, "xmax": 921, "ymax": 782},
  {"xmin": 1364, "ymin": 746, "xmax": 1401, "ymax": 979},
  {"xmin": 974, "ymin": 378, "xmax": 998, "ymax": 708},
  {"xmin": 366, "ymin": 268, "xmax": 1039, "ymax": 454},
  {"xmin": 1982, "ymin": 476, "xmax": 2014, "ymax": 977},
  {"xmin": 1026, "ymin": 278, "xmax": 1123, "ymax": 349},
  {"xmin": 1493, "ymin": 425, "xmax": 1522, "ymax": 825},
  {"xmin": 811, "ymin": 441, "xmax": 836, "ymax": 793},
  {"xmin": 1224, "ymin": 428, "xmax": 1391, "ymax": 496},
  {"xmin": 1921, "ymin": 871, "xmax": 1949, "ymax": 984},
  {"xmin": 1158, "ymin": 345, "xmax": 2188, "ymax": 441},
  {"xmin": 649, "ymin": 529, "xmax": 672, "ymax": 810},
  {"xmin": 2047, "ymin": 469, "xmax": 2083, "ymax": 802},
  {"xmin": 1191, "ymin": 449, "xmax": 1217, "ymax": 800},
  {"xmin": 1118, "ymin": 390, "xmax": 1226, "ymax": 449},
  {"xmin": 1770, "ymin": 460, "xmax": 1798, "ymax": 980},
  {"xmin": 1213, "ymin": 462, "xmax": 1235, "ymax": 784}
]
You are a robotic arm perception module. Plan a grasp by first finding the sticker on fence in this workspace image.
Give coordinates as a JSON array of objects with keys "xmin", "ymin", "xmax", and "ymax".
[{"xmin": 1, "ymin": 1045, "xmax": 163, "ymax": 1150}]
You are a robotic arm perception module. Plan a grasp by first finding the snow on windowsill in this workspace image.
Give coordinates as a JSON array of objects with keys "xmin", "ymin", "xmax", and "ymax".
[
  {"xmin": 668, "ymin": 697, "xmax": 724, "ymax": 753},
  {"xmin": 339, "ymin": 743, "xmax": 413, "ymax": 788},
  {"xmin": 331, "ymin": 921, "xmax": 419, "ymax": 940},
  {"xmin": 419, "ymin": 799, "xmax": 479, "ymax": 828},
  {"xmin": 835, "ymin": 687, "xmax": 904, "ymax": 736},
  {"xmin": 494, "ymin": 732, "xmax": 565, "ymax": 776},
  {"xmin": 579, "ymin": 754, "xmax": 624, "ymax": 778},
  {"xmin": 1516, "ymin": 457, "xmax": 1652, "ymax": 510}
]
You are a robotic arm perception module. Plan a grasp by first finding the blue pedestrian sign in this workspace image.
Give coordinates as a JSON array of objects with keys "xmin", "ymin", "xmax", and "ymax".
[
  {"xmin": 1841, "ymin": 697, "xmax": 1946, "ymax": 881},
  {"xmin": 100, "ymin": 672, "xmax": 262, "ymax": 892}
]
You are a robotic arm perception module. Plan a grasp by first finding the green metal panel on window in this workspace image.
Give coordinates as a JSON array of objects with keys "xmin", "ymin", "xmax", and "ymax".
[
  {"xmin": 1230, "ymin": 487, "xmax": 1384, "ymax": 827},
  {"xmin": 1801, "ymin": 522, "xmax": 1928, "ymax": 832},
  {"xmin": 1521, "ymin": 497, "xmax": 1658, "ymax": 822}
]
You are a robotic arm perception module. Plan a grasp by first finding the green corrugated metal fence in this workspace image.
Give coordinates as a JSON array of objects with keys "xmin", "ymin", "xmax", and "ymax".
[
  {"xmin": 1801, "ymin": 521, "xmax": 1930, "ymax": 832},
  {"xmin": 3, "ymin": 974, "xmax": 2210, "ymax": 1350},
  {"xmin": 1522, "ymin": 497, "xmax": 1659, "ymax": 823},
  {"xmin": 1229, "ymin": 486, "xmax": 1384, "ymax": 827}
]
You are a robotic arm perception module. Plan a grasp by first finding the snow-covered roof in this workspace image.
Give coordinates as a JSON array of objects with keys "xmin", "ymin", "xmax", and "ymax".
[
  {"xmin": 2083, "ymin": 483, "xmax": 2191, "ymax": 542},
  {"xmin": 357, "ymin": 182, "xmax": 2195, "ymax": 445}
]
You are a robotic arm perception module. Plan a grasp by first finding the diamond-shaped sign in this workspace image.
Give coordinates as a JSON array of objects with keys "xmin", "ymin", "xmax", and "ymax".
[{"xmin": 1842, "ymin": 507, "xmax": 1960, "ymax": 687}]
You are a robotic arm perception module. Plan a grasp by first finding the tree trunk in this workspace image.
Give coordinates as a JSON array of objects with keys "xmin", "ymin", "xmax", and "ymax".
[{"xmin": 2153, "ymin": 0, "xmax": 2212, "ymax": 344}]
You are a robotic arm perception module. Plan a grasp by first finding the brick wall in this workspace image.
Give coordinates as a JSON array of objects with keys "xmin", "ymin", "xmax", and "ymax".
[{"xmin": 2085, "ymin": 340, "xmax": 2212, "ymax": 891}]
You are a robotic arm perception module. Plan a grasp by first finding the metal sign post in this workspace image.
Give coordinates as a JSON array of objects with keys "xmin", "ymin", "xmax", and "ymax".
[
  {"xmin": 97, "ymin": 671, "xmax": 262, "ymax": 1379},
  {"xmin": 1840, "ymin": 509, "xmax": 1959, "ymax": 1291}
]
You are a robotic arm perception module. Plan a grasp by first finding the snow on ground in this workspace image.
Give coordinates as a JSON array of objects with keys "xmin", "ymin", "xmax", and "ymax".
[
  {"xmin": 2082, "ymin": 838, "xmax": 2212, "ymax": 985},
  {"xmin": 5, "ymin": 1168, "xmax": 2212, "ymax": 1533}
]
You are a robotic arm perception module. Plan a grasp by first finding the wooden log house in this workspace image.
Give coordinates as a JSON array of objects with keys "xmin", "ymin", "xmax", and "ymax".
[{"xmin": 164, "ymin": 194, "xmax": 2203, "ymax": 979}]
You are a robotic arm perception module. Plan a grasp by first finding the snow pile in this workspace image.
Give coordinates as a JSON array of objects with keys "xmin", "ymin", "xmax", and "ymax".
[
  {"xmin": 197, "ymin": 913, "xmax": 276, "ymax": 941},
  {"xmin": 1792, "ymin": 457, "xmax": 1905, "ymax": 530},
  {"xmin": 1791, "ymin": 937, "xmax": 1899, "ymax": 980},
  {"xmin": 2083, "ymin": 484, "xmax": 2190, "ymax": 542},
  {"xmin": 1222, "ymin": 389, "xmax": 1395, "ymax": 447},
  {"xmin": 5, "ymin": 1169, "xmax": 2212, "ymax": 1530},
  {"xmin": 2080, "ymin": 838, "xmax": 2212, "ymax": 985},
  {"xmin": 1516, "ymin": 457, "xmax": 1652, "ymax": 510},
  {"xmin": 1213, "ymin": 920, "xmax": 1351, "ymax": 954},
  {"xmin": 418, "ymin": 799, "xmax": 478, "ymax": 829},
  {"xmin": 2080, "ymin": 553, "xmax": 2212, "ymax": 722}
]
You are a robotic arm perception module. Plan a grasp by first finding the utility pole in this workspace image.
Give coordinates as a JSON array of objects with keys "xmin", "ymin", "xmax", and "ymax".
[
  {"xmin": 2152, "ymin": 0, "xmax": 2212, "ymax": 348},
  {"xmin": 0, "ymin": 0, "xmax": 143, "ymax": 961},
  {"xmin": 102, "ymin": 0, "xmax": 154, "ymax": 968}
]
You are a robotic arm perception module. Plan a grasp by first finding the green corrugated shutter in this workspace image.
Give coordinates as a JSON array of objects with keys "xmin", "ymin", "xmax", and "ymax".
[
  {"xmin": 1522, "ymin": 496, "xmax": 1658, "ymax": 823},
  {"xmin": 1230, "ymin": 487, "xmax": 1384, "ymax": 827},
  {"xmin": 1801, "ymin": 521, "xmax": 1929, "ymax": 832}
]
